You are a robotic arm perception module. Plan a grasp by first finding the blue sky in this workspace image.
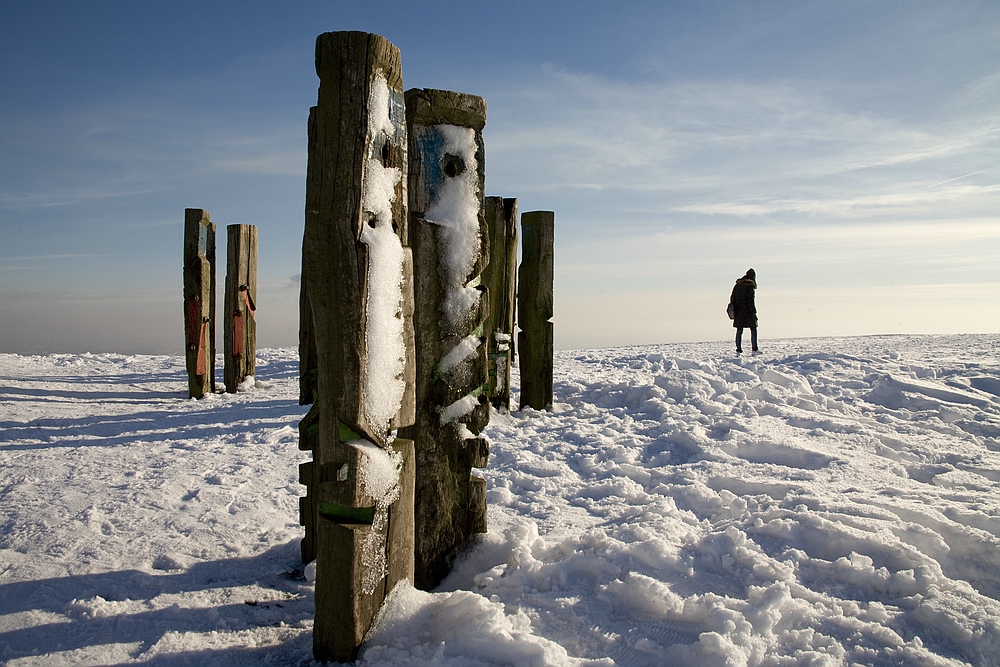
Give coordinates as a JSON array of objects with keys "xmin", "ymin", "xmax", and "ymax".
[{"xmin": 1, "ymin": 1, "xmax": 997, "ymax": 354}]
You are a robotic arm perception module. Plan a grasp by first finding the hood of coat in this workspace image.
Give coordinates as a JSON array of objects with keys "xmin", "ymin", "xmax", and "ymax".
[{"xmin": 736, "ymin": 277, "xmax": 757, "ymax": 289}]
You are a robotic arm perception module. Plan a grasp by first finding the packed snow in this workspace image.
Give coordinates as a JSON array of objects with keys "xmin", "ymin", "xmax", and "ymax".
[{"xmin": 1, "ymin": 334, "xmax": 999, "ymax": 666}]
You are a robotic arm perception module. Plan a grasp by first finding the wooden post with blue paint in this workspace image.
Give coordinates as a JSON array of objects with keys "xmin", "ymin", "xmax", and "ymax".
[
  {"xmin": 183, "ymin": 208, "xmax": 216, "ymax": 399},
  {"xmin": 400, "ymin": 87, "xmax": 490, "ymax": 590},
  {"xmin": 300, "ymin": 31, "xmax": 416, "ymax": 664}
]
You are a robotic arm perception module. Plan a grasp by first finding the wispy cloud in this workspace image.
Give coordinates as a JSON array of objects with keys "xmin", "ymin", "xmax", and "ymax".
[
  {"xmin": 0, "ymin": 100, "xmax": 305, "ymax": 212},
  {"xmin": 485, "ymin": 67, "xmax": 1000, "ymax": 226}
]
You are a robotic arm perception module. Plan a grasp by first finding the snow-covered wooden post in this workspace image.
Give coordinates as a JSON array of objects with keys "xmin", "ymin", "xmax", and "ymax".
[
  {"xmin": 224, "ymin": 224, "xmax": 257, "ymax": 393},
  {"xmin": 518, "ymin": 211, "xmax": 554, "ymax": 410},
  {"xmin": 183, "ymin": 208, "xmax": 216, "ymax": 399},
  {"xmin": 299, "ymin": 31, "xmax": 416, "ymax": 664},
  {"xmin": 482, "ymin": 197, "xmax": 518, "ymax": 412},
  {"xmin": 400, "ymin": 88, "xmax": 490, "ymax": 590}
]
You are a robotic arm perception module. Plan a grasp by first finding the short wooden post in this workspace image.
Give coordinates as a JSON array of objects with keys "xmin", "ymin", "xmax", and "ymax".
[
  {"xmin": 300, "ymin": 31, "xmax": 415, "ymax": 664},
  {"xmin": 518, "ymin": 211, "xmax": 554, "ymax": 411},
  {"xmin": 224, "ymin": 224, "xmax": 258, "ymax": 393},
  {"xmin": 182, "ymin": 208, "xmax": 216, "ymax": 399},
  {"xmin": 400, "ymin": 87, "xmax": 490, "ymax": 590},
  {"xmin": 482, "ymin": 197, "xmax": 518, "ymax": 412}
]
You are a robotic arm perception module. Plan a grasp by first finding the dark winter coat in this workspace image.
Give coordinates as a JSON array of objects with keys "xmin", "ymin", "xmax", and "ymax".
[{"xmin": 730, "ymin": 277, "xmax": 757, "ymax": 328}]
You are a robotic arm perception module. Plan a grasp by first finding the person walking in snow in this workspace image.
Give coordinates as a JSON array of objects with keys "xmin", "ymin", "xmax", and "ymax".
[{"xmin": 730, "ymin": 268, "xmax": 758, "ymax": 355}]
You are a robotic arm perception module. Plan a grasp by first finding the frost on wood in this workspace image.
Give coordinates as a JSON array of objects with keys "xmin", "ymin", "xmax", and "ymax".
[
  {"xmin": 348, "ymin": 439, "xmax": 403, "ymax": 595},
  {"xmin": 361, "ymin": 71, "xmax": 407, "ymax": 437},
  {"xmin": 436, "ymin": 335, "xmax": 482, "ymax": 378},
  {"xmin": 424, "ymin": 124, "xmax": 483, "ymax": 330}
]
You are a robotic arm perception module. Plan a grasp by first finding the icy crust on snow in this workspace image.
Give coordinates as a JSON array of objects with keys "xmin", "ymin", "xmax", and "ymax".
[
  {"xmin": 2, "ymin": 335, "xmax": 1000, "ymax": 666},
  {"xmin": 360, "ymin": 70, "xmax": 407, "ymax": 438}
]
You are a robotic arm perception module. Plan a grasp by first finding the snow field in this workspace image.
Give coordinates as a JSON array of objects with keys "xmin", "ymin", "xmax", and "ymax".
[
  {"xmin": 0, "ymin": 350, "xmax": 314, "ymax": 665},
  {"xmin": 1, "ymin": 334, "xmax": 999, "ymax": 666}
]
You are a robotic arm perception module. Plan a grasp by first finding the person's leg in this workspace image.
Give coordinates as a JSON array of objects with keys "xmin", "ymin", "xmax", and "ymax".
[
  {"xmin": 735, "ymin": 327, "xmax": 744, "ymax": 354},
  {"xmin": 751, "ymin": 327, "xmax": 758, "ymax": 352}
]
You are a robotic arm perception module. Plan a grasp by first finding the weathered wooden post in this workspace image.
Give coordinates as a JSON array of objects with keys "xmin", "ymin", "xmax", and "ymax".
[
  {"xmin": 183, "ymin": 208, "xmax": 216, "ymax": 399},
  {"xmin": 224, "ymin": 224, "xmax": 258, "ymax": 392},
  {"xmin": 299, "ymin": 107, "xmax": 320, "ymax": 409},
  {"xmin": 482, "ymin": 197, "xmax": 518, "ymax": 412},
  {"xmin": 518, "ymin": 211, "xmax": 554, "ymax": 411},
  {"xmin": 400, "ymin": 87, "xmax": 490, "ymax": 590},
  {"xmin": 299, "ymin": 31, "xmax": 416, "ymax": 663}
]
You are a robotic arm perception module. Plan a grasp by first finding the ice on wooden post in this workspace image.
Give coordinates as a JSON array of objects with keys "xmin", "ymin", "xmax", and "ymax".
[
  {"xmin": 299, "ymin": 30, "xmax": 415, "ymax": 664},
  {"xmin": 518, "ymin": 211, "xmax": 554, "ymax": 411},
  {"xmin": 482, "ymin": 197, "xmax": 518, "ymax": 412},
  {"xmin": 400, "ymin": 87, "xmax": 491, "ymax": 590},
  {"xmin": 182, "ymin": 208, "xmax": 216, "ymax": 399},
  {"xmin": 224, "ymin": 224, "xmax": 258, "ymax": 393}
]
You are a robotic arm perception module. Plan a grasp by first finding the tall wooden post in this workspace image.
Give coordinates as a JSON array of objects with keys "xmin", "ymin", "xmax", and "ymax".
[
  {"xmin": 400, "ymin": 87, "xmax": 490, "ymax": 590},
  {"xmin": 299, "ymin": 106, "xmax": 320, "ymax": 408},
  {"xmin": 518, "ymin": 211, "xmax": 554, "ymax": 411},
  {"xmin": 300, "ymin": 31, "xmax": 416, "ymax": 664},
  {"xmin": 482, "ymin": 197, "xmax": 518, "ymax": 412},
  {"xmin": 183, "ymin": 208, "xmax": 216, "ymax": 399},
  {"xmin": 224, "ymin": 224, "xmax": 258, "ymax": 393}
]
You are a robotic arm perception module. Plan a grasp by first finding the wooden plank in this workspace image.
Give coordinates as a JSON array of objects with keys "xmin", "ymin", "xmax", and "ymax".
[
  {"xmin": 518, "ymin": 211, "xmax": 554, "ymax": 410},
  {"xmin": 182, "ymin": 208, "xmax": 215, "ymax": 399}
]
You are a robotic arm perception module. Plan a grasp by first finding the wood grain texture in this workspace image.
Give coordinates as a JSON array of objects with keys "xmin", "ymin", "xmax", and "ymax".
[
  {"xmin": 518, "ymin": 211, "xmax": 554, "ymax": 410},
  {"xmin": 182, "ymin": 209, "xmax": 215, "ymax": 399},
  {"xmin": 482, "ymin": 197, "xmax": 518, "ymax": 411},
  {"xmin": 224, "ymin": 224, "xmax": 257, "ymax": 393},
  {"xmin": 400, "ymin": 87, "xmax": 490, "ymax": 590}
]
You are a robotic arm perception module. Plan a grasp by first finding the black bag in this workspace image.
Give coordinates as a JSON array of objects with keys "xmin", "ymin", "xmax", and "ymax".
[{"xmin": 726, "ymin": 303, "xmax": 734, "ymax": 320}]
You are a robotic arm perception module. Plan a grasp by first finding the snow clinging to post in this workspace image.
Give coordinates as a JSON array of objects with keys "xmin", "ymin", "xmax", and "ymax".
[
  {"xmin": 348, "ymin": 438, "xmax": 403, "ymax": 595},
  {"xmin": 424, "ymin": 125, "xmax": 482, "ymax": 329},
  {"xmin": 361, "ymin": 71, "xmax": 406, "ymax": 438}
]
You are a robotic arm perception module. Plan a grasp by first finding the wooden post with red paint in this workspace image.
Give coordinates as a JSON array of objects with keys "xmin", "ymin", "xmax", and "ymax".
[
  {"xmin": 183, "ymin": 208, "xmax": 216, "ymax": 399},
  {"xmin": 224, "ymin": 224, "xmax": 258, "ymax": 393}
]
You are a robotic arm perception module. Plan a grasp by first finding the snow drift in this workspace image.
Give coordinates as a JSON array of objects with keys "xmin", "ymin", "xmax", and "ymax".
[{"xmin": 1, "ymin": 334, "xmax": 999, "ymax": 666}]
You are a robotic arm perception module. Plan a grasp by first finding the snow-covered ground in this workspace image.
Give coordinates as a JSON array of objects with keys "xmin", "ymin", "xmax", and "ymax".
[{"xmin": 1, "ymin": 334, "xmax": 999, "ymax": 666}]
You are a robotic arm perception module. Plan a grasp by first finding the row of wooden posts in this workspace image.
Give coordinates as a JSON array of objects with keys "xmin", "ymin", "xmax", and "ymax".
[
  {"xmin": 181, "ymin": 210, "xmax": 257, "ymax": 399},
  {"xmin": 181, "ymin": 31, "xmax": 554, "ymax": 664}
]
